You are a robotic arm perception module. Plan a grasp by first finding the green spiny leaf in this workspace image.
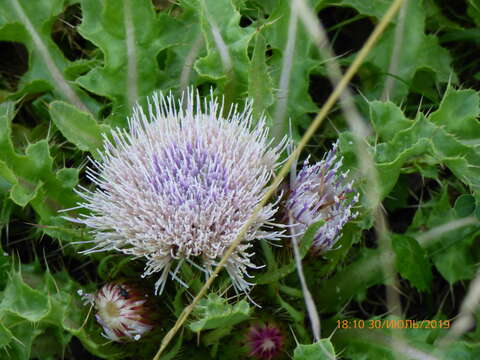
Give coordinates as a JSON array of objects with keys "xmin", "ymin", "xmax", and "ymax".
[
  {"xmin": 189, "ymin": 294, "xmax": 251, "ymax": 332},
  {"xmin": 0, "ymin": 323, "xmax": 12, "ymax": 348},
  {"xmin": 455, "ymin": 194, "xmax": 476, "ymax": 217},
  {"xmin": 369, "ymin": 100, "xmax": 412, "ymax": 141},
  {"xmin": 0, "ymin": 270, "xmax": 50, "ymax": 322},
  {"xmin": 264, "ymin": 0, "xmax": 318, "ymax": 136},
  {"xmin": 248, "ymin": 32, "xmax": 274, "ymax": 122},
  {"xmin": 0, "ymin": 101, "xmax": 80, "ymax": 228},
  {"xmin": 392, "ymin": 234, "xmax": 432, "ymax": 291},
  {"xmin": 374, "ymin": 109, "xmax": 480, "ymax": 200},
  {"xmin": 0, "ymin": 262, "xmax": 121, "ymax": 359},
  {"xmin": 429, "ymin": 87, "xmax": 480, "ymax": 142},
  {"xmin": 49, "ymin": 100, "xmax": 110, "ymax": 153},
  {"xmin": 0, "ymin": 160, "xmax": 18, "ymax": 194},
  {"xmin": 77, "ymin": 0, "xmax": 179, "ymax": 125},
  {"xmin": 293, "ymin": 340, "xmax": 336, "ymax": 360},
  {"xmin": 194, "ymin": 0, "xmax": 255, "ymax": 105},
  {"xmin": 343, "ymin": 0, "xmax": 455, "ymax": 101},
  {"xmin": 0, "ymin": 0, "xmax": 97, "ymax": 113}
]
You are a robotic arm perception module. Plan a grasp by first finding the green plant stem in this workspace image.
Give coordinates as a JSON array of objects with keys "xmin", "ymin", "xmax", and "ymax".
[
  {"xmin": 279, "ymin": 284, "xmax": 304, "ymax": 298},
  {"xmin": 260, "ymin": 240, "xmax": 278, "ymax": 273}
]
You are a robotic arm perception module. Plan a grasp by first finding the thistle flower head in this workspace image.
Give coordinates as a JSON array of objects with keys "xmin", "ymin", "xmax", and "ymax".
[
  {"xmin": 285, "ymin": 141, "xmax": 359, "ymax": 252},
  {"xmin": 71, "ymin": 90, "xmax": 285, "ymax": 293},
  {"xmin": 246, "ymin": 323, "xmax": 284, "ymax": 359},
  {"xmin": 81, "ymin": 283, "xmax": 154, "ymax": 342}
]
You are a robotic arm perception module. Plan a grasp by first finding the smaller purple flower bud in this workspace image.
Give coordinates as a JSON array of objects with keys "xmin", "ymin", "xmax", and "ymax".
[
  {"xmin": 286, "ymin": 141, "xmax": 359, "ymax": 252},
  {"xmin": 246, "ymin": 323, "xmax": 284, "ymax": 360},
  {"xmin": 80, "ymin": 283, "xmax": 154, "ymax": 342}
]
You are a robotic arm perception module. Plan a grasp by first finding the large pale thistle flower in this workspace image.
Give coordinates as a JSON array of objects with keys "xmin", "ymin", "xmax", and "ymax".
[
  {"xmin": 285, "ymin": 141, "xmax": 359, "ymax": 252},
  {"xmin": 70, "ymin": 91, "xmax": 285, "ymax": 293}
]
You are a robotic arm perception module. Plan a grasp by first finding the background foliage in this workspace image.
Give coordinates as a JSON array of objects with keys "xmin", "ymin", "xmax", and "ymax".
[{"xmin": 0, "ymin": 0, "xmax": 479, "ymax": 359}]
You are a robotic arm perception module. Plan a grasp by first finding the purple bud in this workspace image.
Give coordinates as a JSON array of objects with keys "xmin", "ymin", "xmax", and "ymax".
[
  {"xmin": 246, "ymin": 323, "xmax": 284, "ymax": 359},
  {"xmin": 286, "ymin": 141, "xmax": 359, "ymax": 252}
]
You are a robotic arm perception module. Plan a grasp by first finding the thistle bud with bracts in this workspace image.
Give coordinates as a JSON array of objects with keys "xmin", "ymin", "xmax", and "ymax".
[
  {"xmin": 79, "ymin": 282, "xmax": 155, "ymax": 342},
  {"xmin": 285, "ymin": 141, "xmax": 359, "ymax": 253}
]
